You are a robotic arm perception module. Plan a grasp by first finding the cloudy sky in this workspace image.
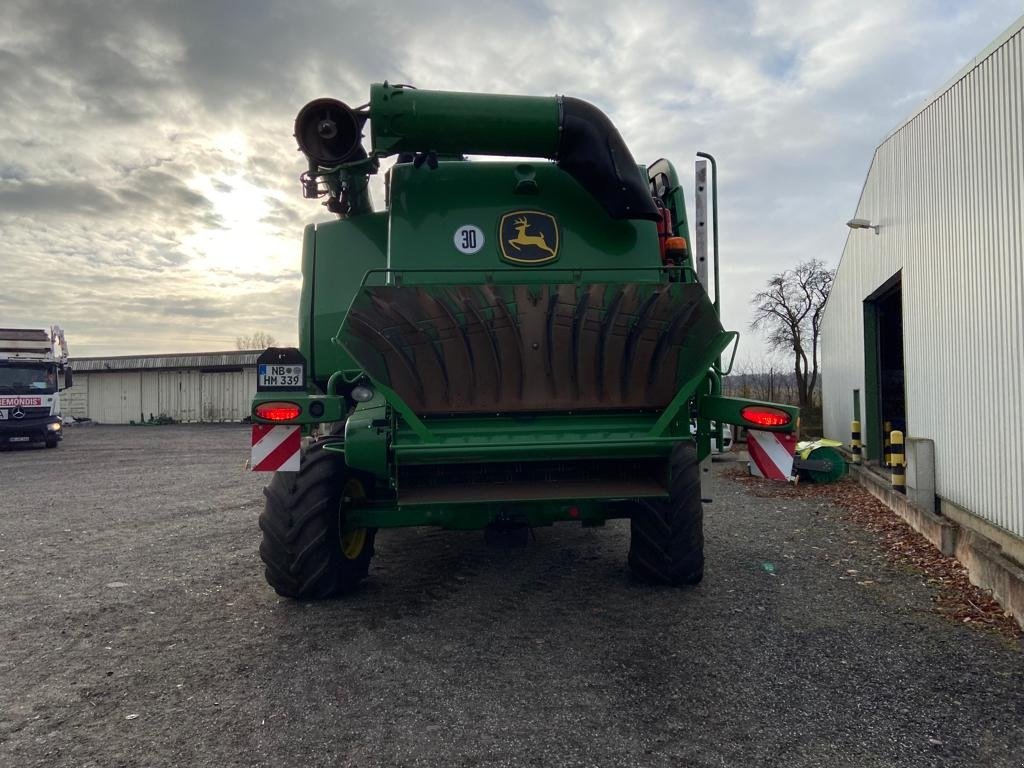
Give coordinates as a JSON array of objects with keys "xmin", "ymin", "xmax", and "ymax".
[{"xmin": 1, "ymin": 1, "xmax": 1020, "ymax": 361}]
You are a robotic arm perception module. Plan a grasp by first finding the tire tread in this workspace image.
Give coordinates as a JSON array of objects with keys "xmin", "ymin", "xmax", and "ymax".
[
  {"xmin": 628, "ymin": 442, "xmax": 704, "ymax": 586},
  {"xmin": 258, "ymin": 436, "xmax": 375, "ymax": 600}
]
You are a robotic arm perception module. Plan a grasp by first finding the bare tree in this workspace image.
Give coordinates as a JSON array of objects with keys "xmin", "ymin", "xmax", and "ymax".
[
  {"xmin": 724, "ymin": 356, "xmax": 795, "ymax": 405},
  {"xmin": 235, "ymin": 331, "xmax": 277, "ymax": 350},
  {"xmin": 750, "ymin": 259, "xmax": 834, "ymax": 409}
]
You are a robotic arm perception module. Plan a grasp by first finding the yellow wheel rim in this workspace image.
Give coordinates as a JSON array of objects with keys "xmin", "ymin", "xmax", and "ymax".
[
  {"xmin": 339, "ymin": 478, "xmax": 368, "ymax": 560},
  {"xmin": 341, "ymin": 528, "xmax": 366, "ymax": 560}
]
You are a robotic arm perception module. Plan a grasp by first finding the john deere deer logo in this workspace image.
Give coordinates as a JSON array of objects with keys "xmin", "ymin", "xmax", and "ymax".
[{"xmin": 499, "ymin": 211, "xmax": 559, "ymax": 265}]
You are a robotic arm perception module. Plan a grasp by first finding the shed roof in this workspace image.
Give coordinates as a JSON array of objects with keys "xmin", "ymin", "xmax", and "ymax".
[{"xmin": 70, "ymin": 350, "xmax": 261, "ymax": 372}]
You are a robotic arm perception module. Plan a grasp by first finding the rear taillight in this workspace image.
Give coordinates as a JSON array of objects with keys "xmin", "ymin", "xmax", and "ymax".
[
  {"xmin": 255, "ymin": 402, "xmax": 301, "ymax": 421},
  {"xmin": 741, "ymin": 405, "xmax": 791, "ymax": 428}
]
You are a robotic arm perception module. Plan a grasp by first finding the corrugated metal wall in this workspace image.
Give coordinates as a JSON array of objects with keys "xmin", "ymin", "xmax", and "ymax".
[
  {"xmin": 69, "ymin": 368, "xmax": 256, "ymax": 424},
  {"xmin": 822, "ymin": 22, "xmax": 1024, "ymax": 537},
  {"xmin": 87, "ymin": 372, "xmax": 142, "ymax": 424},
  {"xmin": 62, "ymin": 376, "xmax": 88, "ymax": 419}
]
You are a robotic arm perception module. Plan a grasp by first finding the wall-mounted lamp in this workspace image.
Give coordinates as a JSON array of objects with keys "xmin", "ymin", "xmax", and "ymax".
[{"xmin": 846, "ymin": 218, "xmax": 880, "ymax": 234}]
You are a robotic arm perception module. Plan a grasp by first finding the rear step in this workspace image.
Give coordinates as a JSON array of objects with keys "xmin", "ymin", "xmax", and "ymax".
[
  {"xmin": 396, "ymin": 457, "xmax": 669, "ymax": 505},
  {"xmin": 399, "ymin": 478, "xmax": 667, "ymax": 505}
]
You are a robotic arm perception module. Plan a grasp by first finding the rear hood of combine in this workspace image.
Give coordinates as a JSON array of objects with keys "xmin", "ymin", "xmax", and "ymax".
[{"xmin": 336, "ymin": 281, "xmax": 726, "ymax": 416}]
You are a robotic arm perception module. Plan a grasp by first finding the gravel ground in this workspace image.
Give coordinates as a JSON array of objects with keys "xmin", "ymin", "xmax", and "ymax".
[{"xmin": 1, "ymin": 425, "xmax": 1021, "ymax": 768}]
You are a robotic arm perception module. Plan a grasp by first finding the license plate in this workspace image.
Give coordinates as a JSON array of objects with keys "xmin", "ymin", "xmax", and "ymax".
[
  {"xmin": 257, "ymin": 364, "xmax": 304, "ymax": 389},
  {"xmin": 9, "ymin": 436, "xmax": 29, "ymax": 442}
]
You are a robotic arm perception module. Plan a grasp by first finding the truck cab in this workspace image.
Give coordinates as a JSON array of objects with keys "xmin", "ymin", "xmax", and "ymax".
[{"xmin": 0, "ymin": 327, "xmax": 72, "ymax": 449}]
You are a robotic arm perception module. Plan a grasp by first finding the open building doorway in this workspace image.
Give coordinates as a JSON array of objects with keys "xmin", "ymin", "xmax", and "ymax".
[{"xmin": 863, "ymin": 273, "xmax": 906, "ymax": 463}]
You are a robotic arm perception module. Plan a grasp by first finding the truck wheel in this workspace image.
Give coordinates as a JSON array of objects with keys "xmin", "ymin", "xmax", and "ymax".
[
  {"xmin": 628, "ymin": 442, "xmax": 704, "ymax": 586},
  {"xmin": 258, "ymin": 438, "xmax": 376, "ymax": 599}
]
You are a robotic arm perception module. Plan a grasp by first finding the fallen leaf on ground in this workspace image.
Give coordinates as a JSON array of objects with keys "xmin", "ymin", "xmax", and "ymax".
[{"xmin": 724, "ymin": 464, "xmax": 1021, "ymax": 641}]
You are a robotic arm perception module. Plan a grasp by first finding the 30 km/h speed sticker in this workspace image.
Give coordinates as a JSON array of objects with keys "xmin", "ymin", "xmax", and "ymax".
[
  {"xmin": 257, "ymin": 364, "xmax": 304, "ymax": 389},
  {"xmin": 453, "ymin": 225, "xmax": 484, "ymax": 254}
]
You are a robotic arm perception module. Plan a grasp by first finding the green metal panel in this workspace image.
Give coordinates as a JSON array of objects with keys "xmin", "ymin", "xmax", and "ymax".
[
  {"xmin": 386, "ymin": 161, "xmax": 661, "ymax": 281},
  {"xmin": 308, "ymin": 213, "xmax": 388, "ymax": 384},
  {"xmin": 343, "ymin": 401, "xmax": 389, "ymax": 476},
  {"xmin": 345, "ymin": 496, "xmax": 628, "ymax": 532},
  {"xmin": 649, "ymin": 341, "xmax": 732, "ymax": 441},
  {"xmin": 370, "ymin": 83, "xmax": 560, "ymax": 158},
  {"xmin": 298, "ymin": 224, "xmax": 315, "ymax": 374},
  {"xmin": 391, "ymin": 412, "xmax": 681, "ymax": 465},
  {"xmin": 697, "ymin": 394, "xmax": 799, "ymax": 432}
]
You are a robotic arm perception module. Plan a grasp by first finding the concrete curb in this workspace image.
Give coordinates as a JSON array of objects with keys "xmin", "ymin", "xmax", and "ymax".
[
  {"xmin": 850, "ymin": 464, "xmax": 1024, "ymax": 631},
  {"xmin": 851, "ymin": 465, "xmax": 957, "ymax": 555},
  {"xmin": 954, "ymin": 530, "xmax": 1024, "ymax": 632}
]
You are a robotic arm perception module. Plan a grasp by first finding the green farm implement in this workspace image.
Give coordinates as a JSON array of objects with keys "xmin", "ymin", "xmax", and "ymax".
[{"xmin": 251, "ymin": 83, "xmax": 799, "ymax": 598}]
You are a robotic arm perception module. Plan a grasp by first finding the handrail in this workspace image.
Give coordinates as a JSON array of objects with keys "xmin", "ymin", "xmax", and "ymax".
[
  {"xmin": 355, "ymin": 264, "xmax": 700, "ymax": 288},
  {"xmin": 719, "ymin": 332, "xmax": 740, "ymax": 376}
]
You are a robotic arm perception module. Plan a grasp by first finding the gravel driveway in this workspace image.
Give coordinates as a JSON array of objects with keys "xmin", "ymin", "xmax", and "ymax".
[{"xmin": 1, "ymin": 425, "xmax": 1021, "ymax": 767}]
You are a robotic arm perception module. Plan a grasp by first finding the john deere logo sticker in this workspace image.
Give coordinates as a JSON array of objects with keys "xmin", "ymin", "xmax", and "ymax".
[{"xmin": 499, "ymin": 211, "xmax": 559, "ymax": 265}]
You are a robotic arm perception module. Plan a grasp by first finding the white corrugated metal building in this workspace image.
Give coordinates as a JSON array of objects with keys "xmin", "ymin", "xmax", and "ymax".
[
  {"xmin": 64, "ymin": 351, "xmax": 259, "ymax": 424},
  {"xmin": 821, "ymin": 16, "xmax": 1024, "ymax": 550}
]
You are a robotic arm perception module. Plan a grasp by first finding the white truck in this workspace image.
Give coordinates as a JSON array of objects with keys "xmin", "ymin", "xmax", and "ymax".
[{"xmin": 0, "ymin": 326, "xmax": 73, "ymax": 449}]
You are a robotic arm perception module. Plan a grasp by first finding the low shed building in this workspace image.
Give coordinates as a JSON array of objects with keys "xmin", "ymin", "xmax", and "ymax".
[
  {"xmin": 821, "ymin": 17, "xmax": 1024, "ymax": 560},
  {"xmin": 65, "ymin": 351, "xmax": 259, "ymax": 424}
]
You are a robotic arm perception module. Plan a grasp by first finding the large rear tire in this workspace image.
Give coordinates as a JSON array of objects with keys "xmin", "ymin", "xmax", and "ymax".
[
  {"xmin": 628, "ymin": 442, "xmax": 704, "ymax": 586},
  {"xmin": 258, "ymin": 437, "xmax": 376, "ymax": 599}
]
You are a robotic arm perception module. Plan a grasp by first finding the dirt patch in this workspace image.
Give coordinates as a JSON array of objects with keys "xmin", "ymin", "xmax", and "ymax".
[{"xmin": 725, "ymin": 465, "xmax": 1022, "ymax": 641}]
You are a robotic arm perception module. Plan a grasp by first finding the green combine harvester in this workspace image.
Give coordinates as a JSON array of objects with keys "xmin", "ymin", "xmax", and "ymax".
[{"xmin": 250, "ymin": 83, "xmax": 799, "ymax": 599}]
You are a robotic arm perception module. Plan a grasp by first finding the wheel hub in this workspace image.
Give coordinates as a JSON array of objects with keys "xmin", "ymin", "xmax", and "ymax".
[{"xmin": 340, "ymin": 478, "xmax": 368, "ymax": 560}]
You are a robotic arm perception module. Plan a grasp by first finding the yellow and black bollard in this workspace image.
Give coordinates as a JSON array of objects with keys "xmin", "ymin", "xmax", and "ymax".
[
  {"xmin": 890, "ymin": 430, "xmax": 905, "ymax": 493},
  {"xmin": 851, "ymin": 420, "xmax": 862, "ymax": 464},
  {"xmin": 883, "ymin": 421, "xmax": 892, "ymax": 467}
]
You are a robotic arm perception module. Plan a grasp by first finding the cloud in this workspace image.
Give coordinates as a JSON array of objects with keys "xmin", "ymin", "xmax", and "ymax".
[{"xmin": 0, "ymin": 0, "xmax": 1020, "ymax": 362}]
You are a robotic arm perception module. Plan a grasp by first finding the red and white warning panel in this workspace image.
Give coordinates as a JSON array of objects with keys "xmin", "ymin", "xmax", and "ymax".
[
  {"xmin": 251, "ymin": 424, "xmax": 301, "ymax": 472},
  {"xmin": 747, "ymin": 429, "xmax": 798, "ymax": 480}
]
